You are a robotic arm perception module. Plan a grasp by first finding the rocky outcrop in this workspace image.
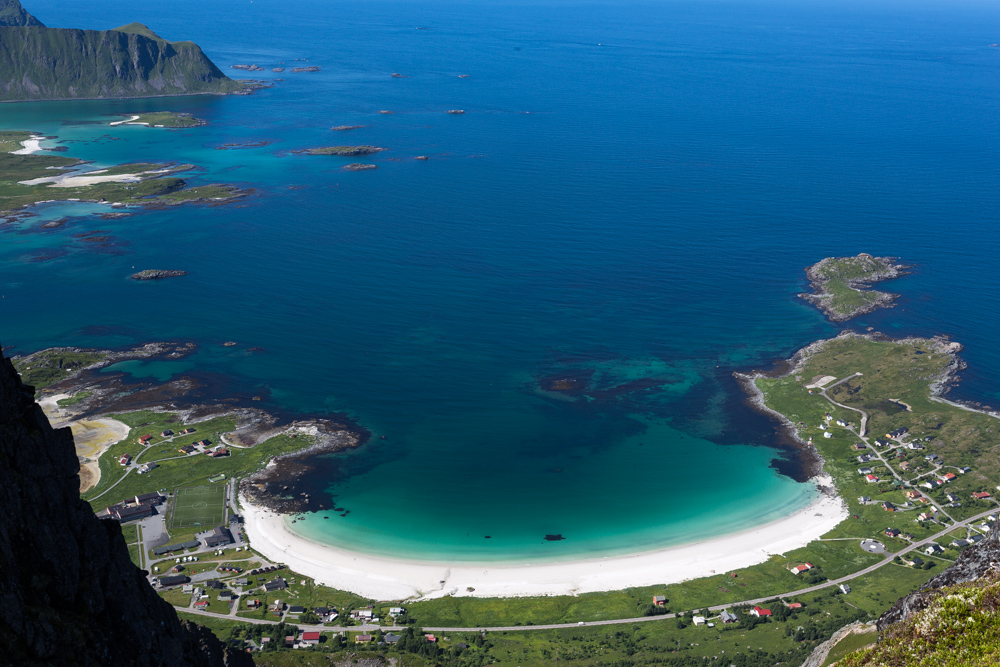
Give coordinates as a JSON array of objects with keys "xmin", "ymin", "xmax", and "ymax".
[
  {"xmin": 0, "ymin": 345, "xmax": 253, "ymax": 667},
  {"xmin": 877, "ymin": 525, "xmax": 1000, "ymax": 631},
  {"xmin": 130, "ymin": 269, "xmax": 187, "ymax": 280}
]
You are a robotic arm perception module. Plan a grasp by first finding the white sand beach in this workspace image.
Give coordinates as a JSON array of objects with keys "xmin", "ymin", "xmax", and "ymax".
[
  {"xmin": 20, "ymin": 169, "xmax": 144, "ymax": 188},
  {"xmin": 40, "ymin": 394, "xmax": 130, "ymax": 492},
  {"xmin": 109, "ymin": 115, "xmax": 142, "ymax": 126},
  {"xmin": 241, "ymin": 474, "xmax": 847, "ymax": 601},
  {"xmin": 11, "ymin": 136, "xmax": 44, "ymax": 155}
]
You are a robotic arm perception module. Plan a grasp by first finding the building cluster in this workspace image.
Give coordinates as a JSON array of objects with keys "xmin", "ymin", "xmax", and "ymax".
[{"xmin": 96, "ymin": 492, "xmax": 164, "ymax": 522}]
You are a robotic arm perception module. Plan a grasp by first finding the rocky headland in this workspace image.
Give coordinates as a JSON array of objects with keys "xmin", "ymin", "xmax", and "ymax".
[{"xmin": 799, "ymin": 253, "xmax": 911, "ymax": 321}]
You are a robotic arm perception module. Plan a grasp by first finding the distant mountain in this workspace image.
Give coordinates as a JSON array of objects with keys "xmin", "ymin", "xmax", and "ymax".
[
  {"xmin": 0, "ymin": 1, "xmax": 244, "ymax": 102},
  {"xmin": 0, "ymin": 0, "xmax": 43, "ymax": 26}
]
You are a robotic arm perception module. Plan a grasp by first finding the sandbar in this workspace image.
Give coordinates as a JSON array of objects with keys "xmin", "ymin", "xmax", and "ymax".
[
  {"xmin": 20, "ymin": 168, "xmax": 151, "ymax": 188},
  {"xmin": 241, "ymin": 473, "xmax": 847, "ymax": 601},
  {"xmin": 40, "ymin": 394, "xmax": 130, "ymax": 492}
]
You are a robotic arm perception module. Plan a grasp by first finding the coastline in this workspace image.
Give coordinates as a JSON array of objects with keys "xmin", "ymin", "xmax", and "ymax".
[
  {"xmin": 240, "ymin": 476, "xmax": 847, "ymax": 601},
  {"xmin": 38, "ymin": 392, "xmax": 130, "ymax": 491}
]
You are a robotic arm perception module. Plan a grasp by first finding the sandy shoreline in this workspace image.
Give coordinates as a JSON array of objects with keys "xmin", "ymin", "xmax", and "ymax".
[
  {"xmin": 11, "ymin": 136, "xmax": 43, "ymax": 155},
  {"xmin": 40, "ymin": 394, "xmax": 130, "ymax": 492},
  {"xmin": 240, "ymin": 474, "xmax": 847, "ymax": 601}
]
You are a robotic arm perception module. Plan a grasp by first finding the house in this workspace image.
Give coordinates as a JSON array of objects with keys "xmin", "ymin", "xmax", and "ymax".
[
  {"xmin": 942, "ymin": 473, "xmax": 957, "ymax": 482},
  {"xmin": 924, "ymin": 544, "xmax": 944, "ymax": 555},
  {"xmin": 118, "ymin": 454, "xmax": 132, "ymax": 466},
  {"xmin": 384, "ymin": 633, "xmax": 401, "ymax": 644},
  {"xmin": 836, "ymin": 419, "xmax": 848, "ymax": 427},
  {"xmin": 205, "ymin": 580, "xmax": 224, "ymax": 590},
  {"xmin": 161, "ymin": 430, "xmax": 174, "ymax": 437},
  {"xmin": 300, "ymin": 632, "xmax": 320, "ymax": 646},
  {"xmin": 921, "ymin": 480, "xmax": 943, "ymax": 490},
  {"xmin": 899, "ymin": 461, "xmax": 912, "ymax": 471},
  {"xmin": 973, "ymin": 492, "xmax": 992, "ymax": 499},
  {"xmin": 351, "ymin": 609, "xmax": 373, "ymax": 620},
  {"xmin": 424, "ymin": 634, "xmax": 437, "ymax": 643},
  {"xmin": 903, "ymin": 556, "xmax": 924, "ymax": 567},
  {"xmin": 789, "ymin": 563, "xmax": 813, "ymax": 575},
  {"xmin": 839, "ymin": 584, "xmax": 851, "ymax": 594},
  {"xmin": 314, "ymin": 607, "xmax": 330, "ymax": 616},
  {"xmin": 819, "ymin": 423, "xmax": 827, "ymax": 430},
  {"xmin": 204, "ymin": 526, "xmax": 233, "ymax": 547},
  {"xmin": 916, "ymin": 513, "xmax": 932, "ymax": 522},
  {"xmin": 925, "ymin": 454, "xmax": 939, "ymax": 461},
  {"xmin": 178, "ymin": 445, "xmax": 196, "ymax": 455},
  {"xmin": 720, "ymin": 610, "xmax": 738, "ymax": 623},
  {"xmin": 858, "ymin": 496, "xmax": 872, "ymax": 504},
  {"xmin": 182, "ymin": 584, "xmax": 194, "ymax": 594},
  {"xmin": 959, "ymin": 466, "xmax": 972, "ymax": 473},
  {"xmin": 969, "ymin": 534, "xmax": 984, "ymax": 544},
  {"xmin": 193, "ymin": 600, "xmax": 209, "ymax": 609},
  {"xmin": 233, "ymin": 578, "xmax": 249, "ymax": 587},
  {"xmin": 866, "ymin": 474, "xmax": 880, "ymax": 484},
  {"xmin": 852, "ymin": 443, "xmax": 867, "ymax": 451},
  {"xmin": 873, "ymin": 439, "xmax": 889, "ymax": 447},
  {"xmin": 269, "ymin": 600, "xmax": 284, "ymax": 611},
  {"xmin": 946, "ymin": 493, "xmax": 960, "ymax": 502},
  {"xmin": 692, "ymin": 616, "xmax": 706, "ymax": 626},
  {"xmin": 884, "ymin": 528, "xmax": 901, "ymax": 538},
  {"xmin": 823, "ymin": 431, "xmax": 832, "ymax": 438},
  {"xmin": 882, "ymin": 502, "xmax": 895, "ymax": 512},
  {"xmin": 652, "ymin": 595, "xmax": 666, "ymax": 606},
  {"xmin": 906, "ymin": 442, "xmax": 925, "ymax": 450},
  {"xmin": 180, "ymin": 428, "xmax": 196, "ymax": 435},
  {"xmin": 209, "ymin": 447, "xmax": 229, "ymax": 458},
  {"xmin": 786, "ymin": 602, "xmax": 803, "ymax": 609},
  {"xmin": 951, "ymin": 538, "xmax": 971, "ymax": 548},
  {"xmin": 246, "ymin": 599, "xmax": 261, "ymax": 609},
  {"xmin": 355, "ymin": 634, "xmax": 372, "ymax": 644},
  {"xmin": 904, "ymin": 490, "xmax": 922, "ymax": 499},
  {"xmin": 389, "ymin": 606, "xmax": 406, "ymax": 615},
  {"xmin": 136, "ymin": 462, "xmax": 158, "ymax": 474},
  {"xmin": 858, "ymin": 467, "xmax": 873, "ymax": 475},
  {"xmin": 284, "ymin": 636, "xmax": 295, "ymax": 648},
  {"xmin": 750, "ymin": 606, "xmax": 771, "ymax": 617},
  {"xmin": 857, "ymin": 454, "xmax": 875, "ymax": 463},
  {"xmin": 135, "ymin": 492, "xmax": 164, "ymax": 506},
  {"xmin": 263, "ymin": 578, "xmax": 287, "ymax": 592},
  {"xmin": 158, "ymin": 575, "xmax": 190, "ymax": 588},
  {"xmin": 288, "ymin": 605, "xmax": 305, "ymax": 614},
  {"xmin": 197, "ymin": 440, "xmax": 211, "ymax": 447},
  {"xmin": 138, "ymin": 435, "xmax": 153, "ymax": 444},
  {"xmin": 112, "ymin": 503, "xmax": 154, "ymax": 522}
]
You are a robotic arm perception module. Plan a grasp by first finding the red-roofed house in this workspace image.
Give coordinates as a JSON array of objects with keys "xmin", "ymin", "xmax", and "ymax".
[
  {"xmin": 138, "ymin": 435, "xmax": 153, "ymax": 444},
  {"xmin": 425, "ymin": 634, "xmax": 437, "ymax": 642},
  {"xmin": 942, "ymin": 473, "xmax": 957, "ymax": 482},
  {"xmin": 750, "ymin": 606, "xmax": 771, "ymax": 617},
  {"xmin": 973, "ymin": 492, "xmax": 992, "ymax": 499},
  {"xmin": 118, "ymin": 454, "xmax": 132, "ymax": 466},
  {"xmin": 789, "ymin": 563, "xmax": 813, "ymax": 575},
  {"xmin": 866, "ymin": 474, "xmax": 879, "ymax": 483},
  {"xmin": 300, "ymin": 632, "xmax": 320, "ymax": 646},
  {"xmin": 786, "ymin": 602, "xmax": 803, "ymax": 609},
  {"xmin": 193, "ymin": 600, "xmax": 209, "ymax": 608}
]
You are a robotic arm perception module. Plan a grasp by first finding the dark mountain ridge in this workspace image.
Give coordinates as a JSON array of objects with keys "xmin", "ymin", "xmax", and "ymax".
[
  {"xmin": 0, "ymin": 0, "xmax": 243, "ymax": 102},
  {"xmin": 0, "ymin": 344, "xmax": 252, "ymax": 667}
]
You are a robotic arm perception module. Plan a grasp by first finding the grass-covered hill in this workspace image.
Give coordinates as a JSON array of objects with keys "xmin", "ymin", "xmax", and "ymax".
[
  {"xmin": 0, "ymin": 0, "xmax": 243, "ymax": 101},
  {"xmin": 0, "ymin": 0, "xmax": 42, "ymax": 26}
]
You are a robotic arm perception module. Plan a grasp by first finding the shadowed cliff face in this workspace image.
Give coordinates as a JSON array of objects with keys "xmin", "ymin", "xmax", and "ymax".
[{"xmin": 0, "ymin": 347, "xmax": 253, "ymax": 667}]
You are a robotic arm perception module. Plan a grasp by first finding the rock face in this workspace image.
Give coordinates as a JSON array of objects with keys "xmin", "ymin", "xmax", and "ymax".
[
  {"xmin": 0, "ymin": 0, "xmax": 42, "ymax": 26},
  {"xmin": 0, "ymin": 8, "xmax": 244, "ymax": 101},
  {"xmin": 878, "ymin": 525, "xmax": 1000, "ymax": 631},
  {"xmin": 0, "ymin": 346, "xmax": 252, "ymax": 667}
]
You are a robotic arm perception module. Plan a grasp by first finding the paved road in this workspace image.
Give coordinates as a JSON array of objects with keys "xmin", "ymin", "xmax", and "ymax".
[{"xmin": 173, "ymin": 508, "xmax": 997, "ymax": 634}]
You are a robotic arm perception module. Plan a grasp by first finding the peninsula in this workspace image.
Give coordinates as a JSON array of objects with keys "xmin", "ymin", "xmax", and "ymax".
[
  {"xmin": 0, "ymin": 1, "xmax": 245, "ymax": 102},
  {"xmin": 800, "ymin": 253, "xmax": 910, "ymax": 321}
]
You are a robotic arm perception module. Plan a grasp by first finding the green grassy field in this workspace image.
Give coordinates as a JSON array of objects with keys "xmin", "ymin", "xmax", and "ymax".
[
  {"xmin": 171, "ymin": 484, "xmax": 227, "ymax": 528},
  {"xmin": 11, "ymin": 350, "xmax": 106, "ymax": 389},
  {"xmin": 821, "ymin": 628, "xmax": 878, "ymax": 666}
]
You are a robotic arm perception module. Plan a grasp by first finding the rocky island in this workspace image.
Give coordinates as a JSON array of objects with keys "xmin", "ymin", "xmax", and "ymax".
[
  {"xmin": 110, "ymin": 112, "xmax": 206, "ymax": 128},
  {"xmin": 344, "ymin": 163, "xmax": 378, "ymax": 171},
  {"xmin": 800, "ymin": 253, "xmax": 910, "ymax": 321},
  {"xmin": 0, "ymin": 2, "xmax": 247, "ymax": 101},
  {"xmin": 130, "ymin": 269, "xmax": 187, "ymax": 280},
  {"xmin": 295, "ymin": 145, "xmax": 385, "ymax": 156}
]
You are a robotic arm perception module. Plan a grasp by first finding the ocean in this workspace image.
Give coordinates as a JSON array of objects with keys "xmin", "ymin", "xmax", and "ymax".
[{"xmin": 2, "ymin": 0, "xmax": 999, "ymax": 562}]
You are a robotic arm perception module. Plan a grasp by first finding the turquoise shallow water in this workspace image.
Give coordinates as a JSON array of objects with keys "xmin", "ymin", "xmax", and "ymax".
[{"xmin": 2, "ymin": 0, "xmax": 999, "ymax": 562}]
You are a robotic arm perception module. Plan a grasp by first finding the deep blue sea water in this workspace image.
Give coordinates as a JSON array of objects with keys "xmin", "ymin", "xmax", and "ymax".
[{"xmin": 2, "ymin": 0, "xmax": 999, "ymax": 561}]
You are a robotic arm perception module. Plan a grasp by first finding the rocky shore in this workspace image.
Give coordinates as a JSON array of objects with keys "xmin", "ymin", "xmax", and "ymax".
[{"xmin": 799, "ymin": 253, "xmax": 911, "ymax": 321}]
